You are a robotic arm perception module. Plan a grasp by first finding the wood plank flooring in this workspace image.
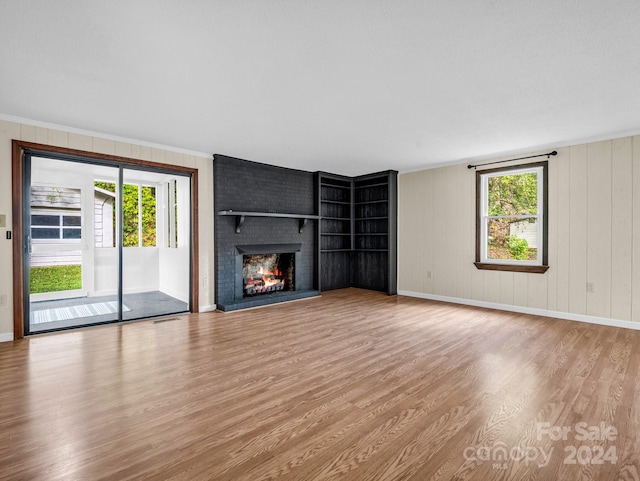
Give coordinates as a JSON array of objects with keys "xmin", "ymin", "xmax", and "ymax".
[{"xmin": 1, "ymin": 288, "xmax": 639, "ymax": 480}]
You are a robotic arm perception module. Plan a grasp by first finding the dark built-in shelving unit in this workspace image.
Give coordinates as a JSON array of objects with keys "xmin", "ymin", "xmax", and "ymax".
[
  {"xmin": 317, "ymin": 170, "xmax": 397, "ymax": 295},
  {"xmin": 319, "ymin": 174, "xmax": 353, "ymax": 290}
]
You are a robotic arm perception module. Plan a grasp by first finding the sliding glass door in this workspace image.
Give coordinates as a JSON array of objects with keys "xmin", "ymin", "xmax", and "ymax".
[
  {"xmin": 121, "ymin": 168, "xmax": 190, "ymax": 320},
  {"xmin": 28, "ymin": 157, "xmax": 120, "ymax": 332},
  {"xmin": 25, "ymin": 154, "xmax": 191, "ymax": 334}
]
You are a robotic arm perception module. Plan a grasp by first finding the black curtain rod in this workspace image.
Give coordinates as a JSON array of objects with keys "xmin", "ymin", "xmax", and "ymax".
[{"xmin": 467, "ymin": 150, "xmax": 557, "ymax": 170}]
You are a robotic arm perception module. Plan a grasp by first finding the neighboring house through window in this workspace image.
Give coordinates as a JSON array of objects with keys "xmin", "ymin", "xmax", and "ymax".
[{"xmin": 475, "ymin": 161, "xmax": 549, "ymax": 273}]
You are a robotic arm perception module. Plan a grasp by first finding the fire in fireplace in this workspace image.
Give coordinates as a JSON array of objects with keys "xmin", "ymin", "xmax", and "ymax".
[{"xmin": 243, "ymin": 253, "xmax": 295, "ymax": 297}]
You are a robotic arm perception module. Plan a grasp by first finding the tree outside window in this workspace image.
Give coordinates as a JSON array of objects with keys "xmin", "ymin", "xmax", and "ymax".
[
  {"xmin": 94, "ymin": 181, "xmax": 156, "ymax": 248},
  {"xmin": 475, "ymin": 162, "xmax": 548, "ymax": 273}
]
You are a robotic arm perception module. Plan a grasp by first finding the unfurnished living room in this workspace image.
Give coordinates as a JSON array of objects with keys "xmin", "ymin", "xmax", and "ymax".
[{"xmin": 1, "ymin": 1, "xmax": 640, "ymax": 480}]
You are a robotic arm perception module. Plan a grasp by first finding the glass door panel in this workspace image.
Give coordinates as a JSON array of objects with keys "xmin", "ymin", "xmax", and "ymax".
[
  {"xmin": 121, "ymin": 168, "xmax": 190, "ymax": 320},
  {"xmin": 28, "ymin": 157, "xmax": 120, "ymax": 333}
]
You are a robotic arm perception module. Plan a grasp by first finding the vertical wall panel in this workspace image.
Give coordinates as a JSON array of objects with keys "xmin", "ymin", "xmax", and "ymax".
[
  {"xmin": 140, "ymin": 146, "xmax": 153, "ymax": 161},
  {"xmin": 20, "ymin": 125, "xmax": 36, "ymax": 143},
  {"xmin": 34, "ymin": 127, "xmax": 48, "ymax": 144},
  {"xmin": 47, "ymin": 129, "xmax": 68, "ymax": 148},
  {"xmin": 555, "ymin": 147, "xmax": 571, "ymax": 312},
  {"xmin": 166, "ymin": 151, "xmax": 184, "ymax": 167},
  {"xmin": 632, "ymin": 136, "xmax": 640, "ymax": 322},
  {"xmin": 586, "ymin": 141, "xmax": 612, "ymax": 318},
  {"xmin": 484, "ymin": 271, "xmax": 501, "ymax": 303},
  {"xmin": 513, "ymin": 273, "xmax": 529, "ymax": 306},
  {"xmin": 446, "ymin": 166, "xmax": 462, "ymax": 297},
  {"xmin": 0, "ymin": 121, "xmax": 22, "ymax": 337},
  {"xmin": 398, "ymin": 172, "xmax": 424, "ymax": 292},
  {"xmin": 499, "ymin": 271, "xmax": 514, "ymax": 305},
  {"xmin": 151, "ymin": 148, "xmax": 167, "ymax": 164},
  {"xmin": 422, "ymin": 170, "xmax": 435, "ymax": 294},
  {"xmin": 92, "ymin": 138, "xmax": 115, "ymax": 156},
  {"xmin": 416, "ymin": 171, "xmax": 429, "ymax": 293},
  {"xmin": 130, "ymin": 144, "xmax": 142, "ymax": 160},
  {"xmin": 432, "ymin": 168, "xmax": 447, "ymax": 296},
  {"xmin": 114, "ymin": 142, "xmax": 133, "ymax": 159},
  {"xmin": 68, "ymin": 132, "xmax": 93, "ymax": 151},
  {"xmin": 610, "ymin": 137, "xmax": 633, "ymax": 320},
  {"xmin": 397, "ymin": 174, "xmax": 408, "ymax": 291},
  {"xmin": 528, "ymin": 273, "xmax": 548, "ymax": 309},
  {"xmin": 568, "ymin": 144, "xmax": 588, "ymax": 315}
]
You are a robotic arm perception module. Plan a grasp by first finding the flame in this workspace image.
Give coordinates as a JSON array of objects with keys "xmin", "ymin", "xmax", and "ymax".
[
  {"xmin": 262, "ymin": 276, "xmax": 280, "ymax": 287},
  {"xmin": 257, "ymin": 266, "xmax": 282, "ymax": 278},
  {"xmin": 261, "ymin": 266, "xmax": 283, "ymax": 286},
  {"xmin": 249, "ymin": 264, "xmax": 285, "ymax": 288}
]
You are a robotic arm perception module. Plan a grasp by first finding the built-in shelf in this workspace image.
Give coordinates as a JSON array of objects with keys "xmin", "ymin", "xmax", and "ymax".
[
  {"xmin": 218, "ymin": 210, "xmax": 320, "ymax": 234},
  {"xmin": 317, "ymin": 171, "xmax": 397, "ymax": 294},
  {"xmin": 355, "ymin": 182, "xmax": 388, "ymax": 189}
]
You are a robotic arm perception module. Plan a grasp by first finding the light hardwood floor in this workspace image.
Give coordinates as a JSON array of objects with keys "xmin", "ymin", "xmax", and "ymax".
[{"xmin": 1, "ymin": 288, "xmax": 639, "ymax": 480}]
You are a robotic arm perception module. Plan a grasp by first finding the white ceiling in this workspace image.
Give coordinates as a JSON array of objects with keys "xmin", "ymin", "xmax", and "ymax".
[{"xmin": 1, "ymin": 1, "xmax": 640, "ymax": 176}]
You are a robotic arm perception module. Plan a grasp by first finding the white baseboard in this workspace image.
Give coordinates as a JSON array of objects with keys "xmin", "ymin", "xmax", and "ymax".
[
  {"xmin": 398, "ymin": 290, "xmax": 640, "ymax": 331},
  {"xmin": 0, "ymin": 332, "xmax": 14, "ymax": 343},
  {"xmin": 199, "ymin": 304, "xmax": 217, "ymax": 313}
]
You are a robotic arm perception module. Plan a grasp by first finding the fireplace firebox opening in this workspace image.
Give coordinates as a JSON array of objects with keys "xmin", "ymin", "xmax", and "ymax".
[
  {"xmin": 234, "ymin": 243, "xmax": 302, "ymax": 302},
  {"xmin": 242, "ymin": 253, "xmax": 295, "ymax": 297}
]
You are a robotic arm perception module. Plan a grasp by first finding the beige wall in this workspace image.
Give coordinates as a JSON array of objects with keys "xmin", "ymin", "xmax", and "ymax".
[
  {"xmin": 398, "ymin": 135, "xmax": 640, "ymax": 324},
  {"xmin": 0, "ymin": 119, "xmax": 215, "ymax": 340}
]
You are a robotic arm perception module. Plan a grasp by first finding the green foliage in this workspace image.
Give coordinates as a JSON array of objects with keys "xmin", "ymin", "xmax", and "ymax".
[
  {"xmin": 487, "ymin": 172, "xmax": 538, "ymax": 247},
  {"xmin": 94, "ymin": 181, "xmax": 116, "ymax": 193},
  {"xmin": 141, "ymin": 186, "xmax": 156, "ymax": 246},
  {"xmin": 488, "ymin": 173, "xmax": 537, "ymax": 216},
  {"xmin": 505, "ymin": 235, "xmax": 529, "ymax": 260},
  {"xmin": 94, "ymin": 181, "xmax": 156, "ymax": 247},
  {"xmin": 122, "ymin": 184, "xmax": 139, "ymax": 247},
  {"xmin": 30, "ymin": 265, "xmax": 82, "ymax": 293}
]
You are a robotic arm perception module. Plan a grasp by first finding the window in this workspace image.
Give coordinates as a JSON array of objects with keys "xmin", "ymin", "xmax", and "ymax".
[
  {"xmin": 94, "ymin": 181, "xmax": 156, "ymax": 248},
  {"xmin": 122, "ymin": 183, "xmax": 157, "ymax": 247},
  {"xmin": 167, "ymin": 180, "xmax": 178, "ymax": 248},
  {"xmin": 31, "ymin": 213, "xmax": 82, "ymax": 242},
  {"xmin": 475, "ymin": 161, "xmax": 548, "ymax": 273}
]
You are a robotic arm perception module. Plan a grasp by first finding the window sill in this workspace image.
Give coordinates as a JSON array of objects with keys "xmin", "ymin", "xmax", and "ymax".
[{"xmin": 474, "ymin": 262, "xmax": 549, "ymax": 274}]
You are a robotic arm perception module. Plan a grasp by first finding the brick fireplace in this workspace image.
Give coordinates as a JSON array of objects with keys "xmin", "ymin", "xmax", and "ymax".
[{"xmin": 214, "ymin": 155, "xmax": 319, "ymax": 311}]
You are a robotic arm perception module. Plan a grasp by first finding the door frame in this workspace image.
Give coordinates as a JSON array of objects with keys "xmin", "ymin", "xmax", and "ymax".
[{"xmin": 12, "ymin": 140, "xmax": 200, "ymax": 339}]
